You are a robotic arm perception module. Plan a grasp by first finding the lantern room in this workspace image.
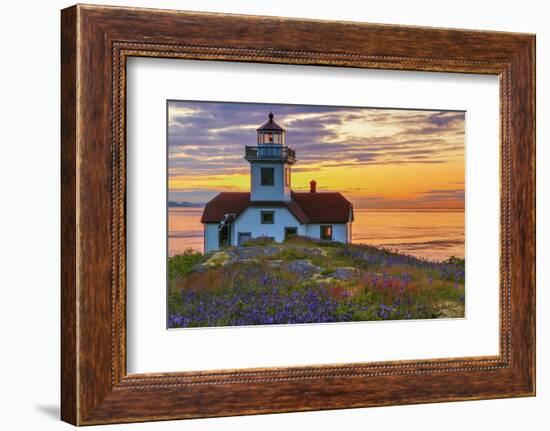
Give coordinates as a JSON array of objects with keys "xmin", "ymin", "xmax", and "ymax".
[{"xmin": 257, "ymin": 112, "xmax": 285, "ymax": 145}]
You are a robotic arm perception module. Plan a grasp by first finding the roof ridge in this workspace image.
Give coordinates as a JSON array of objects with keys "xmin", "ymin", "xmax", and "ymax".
[
  {"xmin": 202, "ymin": 191, "xmax": 353, "ymax": 224},
  {"xmin": 292, "ymin": 190, "xmax": 344, "ymax": 195}
]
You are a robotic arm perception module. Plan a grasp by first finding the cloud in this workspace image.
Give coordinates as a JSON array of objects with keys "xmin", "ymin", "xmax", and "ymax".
[
  {"xmin": 416, "ymin": 188, "xmax": 465, "ymax": 203},
  {"xmin": 167, "ymin": 101, "xmax": 465, "ymax": 211},
  {"xmin": 168, "ymin": 101, "xmax": 465, "ymax": 178}
]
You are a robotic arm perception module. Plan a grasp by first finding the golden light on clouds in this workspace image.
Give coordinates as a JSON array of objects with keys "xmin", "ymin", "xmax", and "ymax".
[{"xmin": 168, "ymin": 101, "xmax": 465, "ymax": 209}]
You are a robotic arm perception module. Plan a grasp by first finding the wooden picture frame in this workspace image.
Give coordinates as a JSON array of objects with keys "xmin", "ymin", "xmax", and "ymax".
[{"xmin": 61, "ymin": 4, "xmax": 535, "ymax": 425}]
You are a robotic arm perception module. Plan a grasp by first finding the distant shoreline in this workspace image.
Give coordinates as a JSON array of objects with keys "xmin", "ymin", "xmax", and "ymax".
[
  {"xmin": 168, "ymin": 205, "xmax": 465, "ymax": 211},
  {"xmin": 167, "ymin": 201, "xmax": 205, "ymax": 208}
]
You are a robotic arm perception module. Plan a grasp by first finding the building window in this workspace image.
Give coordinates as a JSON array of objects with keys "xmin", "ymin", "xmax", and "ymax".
[
  {"xmin": 261, "ymin": 211, "xmax": 274, "ymax": 224},
  {"xmin": 259, "ymin": 132, "xmax": 282, "ymax": 145},
  {"xmin": 285, "ymin": 167, "xmax": 290, "ymax": 186},
  {"xmin": 284, "ymin": 227, "xmax": 298, "ymax": 240},
  {"xmin": 320, "ymin": 225, "xmax": 333, "ymax": 240},
  {"xmin": 260, "ymin": 167, "xmax": 275, "ymax": 186},
  {"xmin": 259, "ymin": 133, "xmax": 271, "ymax": 144}
]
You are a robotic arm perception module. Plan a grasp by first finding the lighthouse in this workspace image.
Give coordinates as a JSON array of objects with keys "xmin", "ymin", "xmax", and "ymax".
[
  {"xmin": 200, "ymin": 112, "xmax": 354, "ymax": 252},
  {"xmin": 244, "ymin": 112, "xmax": 296, "ymax": 202}
]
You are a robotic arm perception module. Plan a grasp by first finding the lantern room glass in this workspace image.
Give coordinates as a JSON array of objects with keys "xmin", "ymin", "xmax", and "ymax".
[{"xmin": 258, "ymin": 131, "xmax": 284, "ymax": 145}]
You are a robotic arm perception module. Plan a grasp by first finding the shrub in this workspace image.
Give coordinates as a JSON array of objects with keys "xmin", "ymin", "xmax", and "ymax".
[
  {"xmin": 277, "ymin": 247, "xmax": 307, "ymax": 260},
  {"xmin": 168, "ymin": 249, "xmax": 203, "ymax": 281},
  {"xmin": 242, "ymin": 236, "xmax": 277, "ymax": 247},
  {"xmin": 283, "ymin": 235, "xmax": 317, "ymax": 245},
  {"xmin": 443, "ymin": 256, "xmax": 465, "ymax": 267},
  {"xmin": 320, "ymin": 267, "xmax": 335, "ymax": 276}
]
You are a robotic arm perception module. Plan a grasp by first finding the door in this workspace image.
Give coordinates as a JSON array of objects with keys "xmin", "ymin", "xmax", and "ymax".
[
  {"xmin": 219, "ymin": 224, "xmax": 231, "ymax": 248},
  {"xmin": 284, "ymin": 227, "xmax": 298, "ymax": 240},
  {"xmin": 238, "ymin": 232, "xmax": 252, "ymax": 246}
]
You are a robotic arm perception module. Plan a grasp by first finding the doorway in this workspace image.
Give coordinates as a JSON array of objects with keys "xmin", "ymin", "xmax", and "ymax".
[
  {"xmin": 238, "ymin": 232, "xmax": 252, "ymax": 246},
  {"xmin": 284, "ymin": 227, "xmax": 298, "ymax": 240},
  {"xmin": 219, "ymin": 224, "xmax": 231, "ymax": 248}
]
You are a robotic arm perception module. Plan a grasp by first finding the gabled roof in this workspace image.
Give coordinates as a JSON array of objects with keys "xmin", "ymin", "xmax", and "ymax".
[
  {"xmin": 292, "ymin": 192, "xmax": 354, "ymax": 223},
  {"xmin": 248, "ymin": 199, "xmax": 309, "ymax": 224},
  {"xmin": 257, "ymin": 112, "xmax": 284, "ymax": 132},
  {"xmin": 200, "ymin": 192, "xmax": 250, "ymax": 223},
  {"xmin": 201, "ymin": 191, "xmax": 353, "ymax": 224}
]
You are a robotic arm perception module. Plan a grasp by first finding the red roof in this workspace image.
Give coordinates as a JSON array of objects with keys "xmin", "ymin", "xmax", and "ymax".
[
  {"xmin": 200, "ymin": 192, "xmax": 250, "ymax": 223},
  {"xmin": 248, "ymin": 199, "xmax": 309, "ymax": 224},
  {"xmin": 201, "ymin": 191, "xmax": 353, "ymax": 224},
  {"xmin": 292, "ymin": 192, "xmax": 354, "ymax": 223}
]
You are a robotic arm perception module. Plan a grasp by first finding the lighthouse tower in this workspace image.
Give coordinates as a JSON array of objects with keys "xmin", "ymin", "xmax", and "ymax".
[
  {"xmin": 244, "ymin": 112, "xmax": 296, "ymax": 201},
  {"xmin": 201, "ymin": 111, "xmax": 354, "ymax": 252}
]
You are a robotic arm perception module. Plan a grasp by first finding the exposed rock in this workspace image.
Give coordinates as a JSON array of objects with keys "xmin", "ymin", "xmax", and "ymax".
[
  {"xmin": 227, "ymin": 246, "xmax": 280, "ymax": 263},
  {"xmin": 292, "ymin": 246, "xmax": 327, "ymax": 257},
  {"xmin": 331, "ymin": 267, "xmax": 361, "ymax": 280},
  {"xmin": 285, "ymin": 259, "xmax": 321, "ymax": 279},
  {"xmin": 236, "ymin": 258, "xmax": 260, "ymax": 265},
  {"xmin": 195, "ymin": 251, "xmax": 230, "ymax": 271},
  {"xmin": 195, "ymin": 246, "xmax": 281, "ymax": 270},
  {"xmin": 267, "ymin": 259, "xmax": 284, "ymax": 269}
]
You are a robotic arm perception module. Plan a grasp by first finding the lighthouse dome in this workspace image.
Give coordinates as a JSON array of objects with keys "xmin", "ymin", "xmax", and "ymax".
[
  {"xmin": 257, "ymin": 112, "xmax": 284, "ymax": 132},
  {"xmin": 256, "ymin": 112, "xmax": 285, "ymax": 146}
]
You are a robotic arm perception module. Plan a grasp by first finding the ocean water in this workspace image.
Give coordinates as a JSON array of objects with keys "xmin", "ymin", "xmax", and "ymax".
[{"xmin": 168, "ymin": 207, "xmax": 464, "ymax": 262}]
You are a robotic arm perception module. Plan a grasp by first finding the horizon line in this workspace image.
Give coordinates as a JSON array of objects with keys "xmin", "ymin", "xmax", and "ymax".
[{"xmin": 169, "ymin": 202, "xmax": 465, "ymax": 211}]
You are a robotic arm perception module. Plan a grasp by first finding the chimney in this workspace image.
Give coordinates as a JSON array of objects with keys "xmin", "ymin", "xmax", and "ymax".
[{"xmin": 310, "ymin": 180, "xmax": 317, "ymax": 193}]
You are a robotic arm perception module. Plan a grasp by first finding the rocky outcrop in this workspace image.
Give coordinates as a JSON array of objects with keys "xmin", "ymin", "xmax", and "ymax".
[
  {"xmin": 285, "ymin": 259, "xmax": 322, "ymax": 279},
  {"xmin": 331, "ymin": 267, "xmax": 361, "ymax": 280},
  {"xmin": 195, "ymin": 246, "xmax": 365, "ymax": 284}
]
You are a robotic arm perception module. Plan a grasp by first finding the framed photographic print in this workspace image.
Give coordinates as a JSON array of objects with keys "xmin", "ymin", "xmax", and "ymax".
[
  {"xmin": 165, "ymin": 101, "xmax": 466, "ymax": 329},
  {"xmin": 61, "ymin": 4, "xmax": 535, "ymax": 425}
]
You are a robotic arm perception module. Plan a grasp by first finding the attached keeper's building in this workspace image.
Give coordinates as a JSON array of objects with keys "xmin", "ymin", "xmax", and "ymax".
[{"xmin": 200, "ymin": 113, "xmax": 354, "ymax": 253}]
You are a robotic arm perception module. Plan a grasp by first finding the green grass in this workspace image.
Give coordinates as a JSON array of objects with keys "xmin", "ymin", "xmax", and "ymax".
[
  {"xmin": 242, "ymin": 236, "xmax": 277, "ymax": 247},
  {"xmin": 168, "ymin": 248, "xmax": 203, "ymax": 281}
]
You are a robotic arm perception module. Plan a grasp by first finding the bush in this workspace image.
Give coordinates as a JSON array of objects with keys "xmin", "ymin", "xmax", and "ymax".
[
  {"xmin": 242, "ymin": 236, "xmax": 277, "ymax": 247},
  {"xmin": 168, "ymin": 249, "xmax": 203, "ymax": 281},
  {"xmin": 277, "ymin": 247, "xmax": 307, "ymax": 260},
  {"xmin": 320, "ymin": 267, "xmax": 335, "ymax": 276},
  {"xmin": 283, "ymin": 235, "xmax": 316, "ymax": 245},
  {"xmin": 442, "ymin": 256, "xmax": 465, "ymax": 267}
]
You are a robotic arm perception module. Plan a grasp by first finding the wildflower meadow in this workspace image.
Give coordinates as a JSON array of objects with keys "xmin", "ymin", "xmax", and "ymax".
[{"xmin": 168, "ymin": 236, "xmax": 465, "ymax": 328}]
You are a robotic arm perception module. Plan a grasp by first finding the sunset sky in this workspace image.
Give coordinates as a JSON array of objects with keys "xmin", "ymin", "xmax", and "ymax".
[{"xmin": 168, "ymin": 101, "xmax": 465, "ymax": 209}]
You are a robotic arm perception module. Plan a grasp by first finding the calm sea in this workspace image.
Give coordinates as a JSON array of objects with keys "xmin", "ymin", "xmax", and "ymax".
[{"xmin": 168, "ymin": 208, "xmax": 464, "ymax": 262}]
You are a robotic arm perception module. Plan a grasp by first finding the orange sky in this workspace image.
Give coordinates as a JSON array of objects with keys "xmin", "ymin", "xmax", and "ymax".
[{"xmin": 168, "ymin": 102, "xmax": 465, "ymax": 209}]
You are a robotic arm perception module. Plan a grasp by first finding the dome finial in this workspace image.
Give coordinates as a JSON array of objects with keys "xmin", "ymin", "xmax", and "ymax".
[{"xmin": 268, "ymin": 111, "xmax": 274, "ymax": 121}]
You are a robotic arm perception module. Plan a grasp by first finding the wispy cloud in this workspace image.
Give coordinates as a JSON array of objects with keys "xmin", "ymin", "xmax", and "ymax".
[
  {"xmin": 168, "ymin": 101, "xmax": 464, "ymax": 175},
  {"xmin": 167, "ymin": 101, "xmax": 465, "ymax": 208}
]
